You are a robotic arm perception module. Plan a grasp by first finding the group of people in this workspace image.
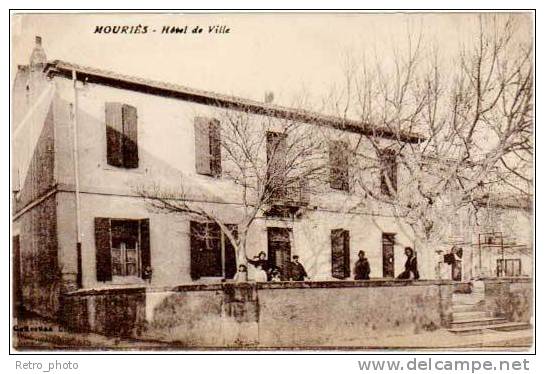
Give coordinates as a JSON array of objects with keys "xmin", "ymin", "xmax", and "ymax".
[
  {"xmin": 233, "ymin": 246, "xmax": 419, "ymax": 282},
  {"xmin": 354, "ymin": 247, "xmax": 420, "ymax": 280},
  {"xmin": 233, "ymin": 251, "xmax": 309, "ymax": 282}
]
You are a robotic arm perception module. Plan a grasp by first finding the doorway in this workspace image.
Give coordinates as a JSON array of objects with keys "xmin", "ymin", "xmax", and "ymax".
[{"xmin": 267, "ymin": 227, "xmax": 292, "ymax": 279}]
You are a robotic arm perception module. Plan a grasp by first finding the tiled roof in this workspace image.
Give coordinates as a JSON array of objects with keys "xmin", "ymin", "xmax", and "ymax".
[{"xmin": 45, "ymin": 60, "xmax": 425, "ymax": 143}]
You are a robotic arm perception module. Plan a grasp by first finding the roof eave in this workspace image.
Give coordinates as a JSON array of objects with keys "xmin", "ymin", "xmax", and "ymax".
[{"xmin": 45, "ymin": 60, "xmax": 425, "ymax": 144}]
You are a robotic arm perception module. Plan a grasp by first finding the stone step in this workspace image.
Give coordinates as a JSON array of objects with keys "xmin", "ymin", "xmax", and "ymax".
[
  {"xmin": 452, "ymin": 311, "xmax": 489, "ymax": 321},
  {"xmin": 489, "ymin": 322, "xmax": 533, "ymax": 332},
  {"xmin": 452, "ymin": 303, "xmax": 482, "ymax": 313},
  {"xmin": 449, "ymin": 321, "xmax": 532, "ymax": 335},
  {"xmin": 450, "ymin": 317, "xmax": 507, "ymax": 328}
]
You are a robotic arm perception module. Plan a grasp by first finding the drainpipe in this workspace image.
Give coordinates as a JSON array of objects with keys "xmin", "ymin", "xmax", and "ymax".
[{"xmin": 72, "ymin": 70, "xmax": 82, "ymax": 289}]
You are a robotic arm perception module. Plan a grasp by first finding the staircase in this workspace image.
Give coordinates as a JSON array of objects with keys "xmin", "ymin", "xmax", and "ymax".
[{"xmin": 449, "ymin": 286, "xmax": 531, "ymax": 335}]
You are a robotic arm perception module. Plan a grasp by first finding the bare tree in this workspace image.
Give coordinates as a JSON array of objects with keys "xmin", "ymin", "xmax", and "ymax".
[
  {"xmin": 329, "ymin": 14, "xmax": 532, "ymax": 251},
  {"xmin": 137, "ymin": 103, "xmax": 327, "ymax": 267}
]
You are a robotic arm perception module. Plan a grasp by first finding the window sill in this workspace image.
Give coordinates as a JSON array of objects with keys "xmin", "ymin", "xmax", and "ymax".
[
  {"xmin": 100, "ymin": 163, "xmax": 148, "ymax": 175},
  {"xmin": 195, "ymin": 172, "xmax": 222, "ymax": 180},
  {"xmin": 109, "ymin": 276, "xmax": 146, "ymax": 285}
]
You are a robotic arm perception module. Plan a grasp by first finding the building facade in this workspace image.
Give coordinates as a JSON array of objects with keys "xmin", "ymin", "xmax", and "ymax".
[{"xmin": 12, "ymin": 37, "xmax": 530, "ymax": 319}]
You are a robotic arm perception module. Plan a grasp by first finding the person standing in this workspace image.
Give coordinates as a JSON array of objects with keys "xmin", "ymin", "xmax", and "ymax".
[
  {"xmin": 253, "ymin": 264, "xmax": 268, "ymax": 282},
  {"xmin": 397, "ymin": 247, "xmax": 420, "ymax": 280},
  {"xmin": 289, "ymin": 255, "xmax": 309, "ymax": 281},
  {"xmin": 248, "ymin": 251, "xmax": 270, "ymax": 279},
  {"xmin": 354, "ymin": 250, "xmax": 371, "ymax": 280},
  {"xmin": 233, "ymin": 264, "xmax": 248, "ymax": 283}
]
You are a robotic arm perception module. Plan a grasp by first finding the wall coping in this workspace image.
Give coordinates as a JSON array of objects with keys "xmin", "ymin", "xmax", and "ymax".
[
  {"xmin": 477, "ymin": 277, "xmax": 533, "ymax": 284},
  {"xmin": 65, "ymin": 279, "xmax": 454, "ymax": 297}
]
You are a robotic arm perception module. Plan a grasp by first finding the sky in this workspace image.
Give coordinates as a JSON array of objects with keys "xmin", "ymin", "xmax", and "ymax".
[{"xmin": 11, "ymin": 12, "xmax": 532, "ymax": 109}]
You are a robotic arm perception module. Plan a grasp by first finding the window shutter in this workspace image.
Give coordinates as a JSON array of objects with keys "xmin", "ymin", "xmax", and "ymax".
[
  {"xmin": 105, "ymin": 103, "xmax": 123, "ymax": 167},
  {"xmin": 342, "ymin": 230, "xmax": 351, "ymax": 278},
  {"xmin": 189, "ymin": 221, "xmax": 204, "ymax": 280},
  {"xmin": 380, "ymin": 149, "xmax": 397, "ymax": 196},
  {"xmin": 266, "ymin": 132, "xmax": 287, "ymax": 198},
  {"xmin": 329, "ymin": 141, "xmax": 349, "ymax": 191},
  {"xmin": 95, "ymin": 217, "xmax": 112, "ymax": 282},
  {"xmin": 122, "ymin": 104, "xmax": 139, "ymax": 168},
  {"xmin": 139, "ymin": 218, "xmax": 151, "ymax": 278},
  {"xmin": 224, "ymin": 224, "xmax": 238, "ymax": 279},
  {"xmin": 209, "ymin": 119, "xmax": 222, "ymax": 177},
  {"xmin": 331, "ymin": 228, "xmax": 349, "ymax": 279},
  {"xmin": 194, "ymin": 117, "xmax": 212, "ymax": 175}
]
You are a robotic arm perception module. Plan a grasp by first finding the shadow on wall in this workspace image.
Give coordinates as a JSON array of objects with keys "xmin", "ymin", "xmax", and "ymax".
[
  {"xmin": 14, "ymin": 104, "xmax": 60, "ymax": 319},
  {"xmin": 61, "ymin": 281, "xmax": 454, "ymax": 348}
]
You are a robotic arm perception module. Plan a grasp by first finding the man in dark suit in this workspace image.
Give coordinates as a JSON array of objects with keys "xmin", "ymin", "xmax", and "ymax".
[
  {"xmin": 354, "ymin": 250, "xmax": 371, "ymax": 280},
  {"xmin": 289, "ymin": 255, "xmax": 309, "ymax": 281}
]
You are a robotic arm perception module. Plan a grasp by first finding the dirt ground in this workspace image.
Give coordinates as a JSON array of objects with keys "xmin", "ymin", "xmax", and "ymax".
[{"xmin": 12, "ymin": 311, "xmax": 533, "ymax": 352}]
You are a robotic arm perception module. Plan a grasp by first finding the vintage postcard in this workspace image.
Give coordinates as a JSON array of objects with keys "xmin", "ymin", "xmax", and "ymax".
[{"xmin": 10, "ymin": 11, "xmax": 534, "ymax": 351}]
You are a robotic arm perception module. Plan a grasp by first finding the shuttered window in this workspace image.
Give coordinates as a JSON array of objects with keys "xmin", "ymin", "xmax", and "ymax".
[
  {"xmin": 329, "ymin": 141, "xmax": 350, "ymax": 192},
  {"xmin": 190, "ymin": 221, "xmax": 237, "ymax": 280},
  {"xmin": 194, "ymin": 117, "xmax": 222, "ymax": 177},
  {"xmin": 382, "ymin": 233, "xmax": 395, "ymax": 278},
  {"xmin": 331, "ymin": 229, "xmax": 350, "ymax": 279},
  {"xmin": 105, "ymin": 103, "xmax": 139, "ymax": 168},
  {"xmin": 94, "ymin": 218, "xmax": 150, "ymax": 282},
  {"xmin": 266, "ymin": 131, "xmax": 287, "ymax": 199},
  {"xmin": 379, "ymin": 149, "xmax": 397, "ymax": 196}
]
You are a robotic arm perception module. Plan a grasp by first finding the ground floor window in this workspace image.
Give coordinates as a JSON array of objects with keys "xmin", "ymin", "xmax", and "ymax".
[
  {"xmin": 497, "ymin": 258, "xmax": 522, "ymax": 277},
  {"xmin": 94, "ymin": 218, "xmax": 150, "ymax": 282},
  {"xmin": 190, "ymin": 221, "xmax": 237, "ymax": 280},
  {"xmin": 382, "ymin": 233, "xmax": 396, "ymax": 278},
  {"xmin": 331, "ymin": 229, "xmax": 350, "ymax": 279},
  {"xmin": 110, "ymin": 220, "xmax": 140, "ymax": 277}
]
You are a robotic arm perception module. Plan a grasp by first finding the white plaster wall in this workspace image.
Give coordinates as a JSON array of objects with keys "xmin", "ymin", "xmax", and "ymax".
[{"xmin": 51, "ymin": 76, "xmax": 437, "ymax": 288}]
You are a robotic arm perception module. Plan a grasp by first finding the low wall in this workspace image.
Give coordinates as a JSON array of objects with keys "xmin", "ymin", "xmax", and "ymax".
[
  {"xmin": 61, "ymin": 280, "xmax": 453, "ymax": 348},
  {"xmin": 481, "ymin": 277, "xmax": 533, "ymax": 323}
]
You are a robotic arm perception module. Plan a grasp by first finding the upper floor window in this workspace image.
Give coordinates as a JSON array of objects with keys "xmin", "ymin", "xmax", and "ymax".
[
  {"xmin": 329, "ymin": 140, "xmax": 350, "ymax": 192},
  {"xmin": 266, "ymin": 131, "xmax": 287, "ymax": 198},
  {"xmin": 379, "ymin": 149, "xmax": 397, "ymax": 196},
  {"xmin": 194, "ymin": 117, "xmax": 222, "ymax": 177},
  {"xmin": 105, "ymin": 102, "xmax": 139, "ymax": 168}
]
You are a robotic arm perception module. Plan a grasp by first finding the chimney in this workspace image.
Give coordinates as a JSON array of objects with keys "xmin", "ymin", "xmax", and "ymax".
[
  {"xmin": 30, "ymin": 35, "xmax": 47, "ymax": 69},
  {"xmin": 264, "ymin": 91, "xmax": 274, "ymax": 104}
]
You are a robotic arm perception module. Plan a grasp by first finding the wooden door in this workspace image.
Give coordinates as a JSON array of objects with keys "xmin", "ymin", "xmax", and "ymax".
[{"xmin": 267, "ymin": 227, "xmax": 292, "ymax": 279}]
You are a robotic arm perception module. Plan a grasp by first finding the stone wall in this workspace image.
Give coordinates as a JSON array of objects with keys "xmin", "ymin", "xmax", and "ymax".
[
  {"xmin": 61, "ymin": 280, "xmax": 453, "ymax": 348},
  {"xmin": 482, "ymin": 277, "xmax": 532, "ymax": 323},
  {"xmin": 257, "ymin": 281, "xmax": 451, "ymax": 347}
]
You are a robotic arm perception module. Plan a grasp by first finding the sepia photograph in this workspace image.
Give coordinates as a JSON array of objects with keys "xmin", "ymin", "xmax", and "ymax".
[{"xmin": 10, "ymin": 11, "xmax": 534, "ymax": 352}]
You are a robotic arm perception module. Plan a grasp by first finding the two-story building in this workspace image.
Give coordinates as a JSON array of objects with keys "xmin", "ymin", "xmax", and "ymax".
[{"xmin": 13, "ymin": 37, "xmax": 442, "ymax": 319}]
